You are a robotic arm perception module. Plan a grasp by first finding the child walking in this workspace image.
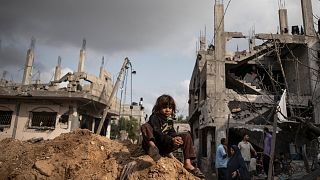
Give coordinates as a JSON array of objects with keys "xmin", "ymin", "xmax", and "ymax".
[{"xmin": 141, "ymin": 94, "xmax": 205, "ymax": 178}]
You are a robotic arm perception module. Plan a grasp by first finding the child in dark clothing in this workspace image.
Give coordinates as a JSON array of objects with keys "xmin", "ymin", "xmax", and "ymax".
[{"xmin": 141, "ymin": 94, "xmax": 205, "ymax": 178}]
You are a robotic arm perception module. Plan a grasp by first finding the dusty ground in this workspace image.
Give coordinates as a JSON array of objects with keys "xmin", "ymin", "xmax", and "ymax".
[{"xmin": 0, "ymin": 129, "xmax": 201, "ymax": 180}]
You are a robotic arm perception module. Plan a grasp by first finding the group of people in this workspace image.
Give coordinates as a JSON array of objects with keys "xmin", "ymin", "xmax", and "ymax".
[
  {"xmin": 216, "ymin": 128, "xmax": 272, "ymax": 180},
  {"xmin": 139, "ymin": 94, "xmax": 273, "ymax": 180}
]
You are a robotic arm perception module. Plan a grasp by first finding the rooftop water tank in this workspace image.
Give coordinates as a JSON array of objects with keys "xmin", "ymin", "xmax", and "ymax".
[{"xmin": 291, "ymin": 26, "xmax": 299, "ymax": 35}]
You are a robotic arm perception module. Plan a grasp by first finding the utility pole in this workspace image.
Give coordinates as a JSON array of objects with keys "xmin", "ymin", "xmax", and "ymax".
[
  {"xmin": 96, "ymin": 57, "xmax": 130, "ymax": 135},
  {"xmin": 267, "ymin": 56, "xmax": 279, "ymax": 179},
  {"xmin": 268, "ymin": 112, "xmax": 278, "ymax": 180},
  {"xmin": 267, "ymin": 40, "xmax": 286, "ymax": 179}
]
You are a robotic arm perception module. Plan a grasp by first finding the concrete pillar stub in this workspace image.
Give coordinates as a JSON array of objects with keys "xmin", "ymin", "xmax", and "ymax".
[
  {"xmin": 99, "ymin": 57, "xmax": 105, "ymax": 80},
  {"xmin": 54, "ymin": 57, "xmax": 61, "ymax": 83},
  {"xmin": 106, "ymin": 123, "xmax": 111, "ymax": 138},
  {"xmin": 22, "ymin": 49, "xmax": 34, "ymax": 85},
  {"xmin": 301, "ymin": 0, "xmax": 316, "ymax": 36},
  {"xmin": 78, "ymin": 49, "xmax": 85, "ymax": 73},
  {"xmin": 70, "ymin": 105, "xmax": 80, "ymax": 131},
  {"xmin": 278, "ymin": 9, "xmax": 288, "ymax": 34}
]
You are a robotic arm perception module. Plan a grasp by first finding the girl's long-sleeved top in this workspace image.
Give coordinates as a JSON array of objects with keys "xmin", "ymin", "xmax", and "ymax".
[
  {"xmin": 148, "ymin": 113, "xmax": 177, "ymax": 152},
  {"xmin": 226, "ymin": 145, "xmax": 250, "ymax": 180}
]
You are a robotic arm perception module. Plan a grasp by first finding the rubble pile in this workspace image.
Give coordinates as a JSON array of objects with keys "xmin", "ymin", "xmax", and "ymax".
[{"xmin": 0, "ymin": 129, "xmax": 200, "ymax": 180}]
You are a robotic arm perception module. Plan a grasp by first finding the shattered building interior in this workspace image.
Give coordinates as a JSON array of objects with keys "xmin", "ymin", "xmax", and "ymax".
[{"xmin": 188, "ymin": 0, "xmax": 320, "ymax": 174}]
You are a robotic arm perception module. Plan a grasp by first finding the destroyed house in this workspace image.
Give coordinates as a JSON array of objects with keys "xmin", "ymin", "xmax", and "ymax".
[
  {"xmin": 188, "ymin": 0, "xmax": 320, "ymax": 173},
  {"xmin": 0, "ymin": 39, "xmax": 120, "ymax": 141}
]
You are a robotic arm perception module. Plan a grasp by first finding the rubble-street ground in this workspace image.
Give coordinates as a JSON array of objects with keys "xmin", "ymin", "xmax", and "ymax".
[{"xmin": 0, "ymin": 129, "xmax": 201, "ymax": 180}]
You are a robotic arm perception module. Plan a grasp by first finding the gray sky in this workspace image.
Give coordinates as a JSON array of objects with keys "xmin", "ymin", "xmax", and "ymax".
[{"xmin": 0, "ymin": 0, "xmax": 319, "ymax": 117}]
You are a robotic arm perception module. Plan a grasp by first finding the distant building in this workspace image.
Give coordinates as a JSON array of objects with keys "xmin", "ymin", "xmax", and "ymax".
[{"xmin": 113, "ymin": 98, "xmax": 145, "ymax": 126}]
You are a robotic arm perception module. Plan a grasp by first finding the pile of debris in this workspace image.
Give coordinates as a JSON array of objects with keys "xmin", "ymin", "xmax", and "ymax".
[{"xmin": 0, "ymin": 129, "xmax": 200, "ymax": 180}]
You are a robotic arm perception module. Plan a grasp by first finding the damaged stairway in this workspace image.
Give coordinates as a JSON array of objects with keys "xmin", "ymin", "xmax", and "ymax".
[
  {"xmin": 226, "ymin": 40, "xmax": 275, "ymax": 65},
  {"xmin": 227, "ymin": 72, "xmax": 273, "ymax": 125},
  {"xmin": 227, "ymin": 72, "xmax": 266, "ymax": 95}
]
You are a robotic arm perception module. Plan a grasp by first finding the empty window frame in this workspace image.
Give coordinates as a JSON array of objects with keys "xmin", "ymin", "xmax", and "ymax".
[
  {"xmin": 59, "ymin": 114, "xmax": 69, "ymax": 129},
  {"xmin": 29, "ymin": 112, "xmax": 57, "ymax": 129},
  {"xmin": 0, "ymin": 110, "xmax": 13, "ymax": 127}
]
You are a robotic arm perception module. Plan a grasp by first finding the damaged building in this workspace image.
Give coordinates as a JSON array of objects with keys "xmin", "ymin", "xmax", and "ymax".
[
  {"xmin": 188, "ymin": 0, "xmax": 320, "ymax": 173},
  {"xmin": 0, "ymin": 39, "xmax": 143, "ymax": 141}
]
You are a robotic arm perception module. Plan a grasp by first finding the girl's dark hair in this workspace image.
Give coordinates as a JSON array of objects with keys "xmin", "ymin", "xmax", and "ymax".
[{"xmin": 152, "ymin": 94, "xmax": 176, "ymax": 115}]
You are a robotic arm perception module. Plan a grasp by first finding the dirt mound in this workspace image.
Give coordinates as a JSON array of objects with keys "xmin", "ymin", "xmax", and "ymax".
[{"xmin": 0, "ymin": 129, "xmax": 200, "ymax": 180}]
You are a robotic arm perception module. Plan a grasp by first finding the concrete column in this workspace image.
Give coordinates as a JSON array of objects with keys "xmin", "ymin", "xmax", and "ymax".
[
  {"xmin": 216, "ymin": 125, "xmax": 226, "ymax": 142},
  {"xmin": 70, "ymin": 105, "xmax": 80, "ymax": 130},
  {"xmin": 106, "ymin": 123, "xmax": 111, "ymax": 138},
  {"xmin": 200, "ymin": 34, "xmax": 206, "ymax": 51},
  {"xmin": 310, "ymin": 43, "xmax": 320, "ymax": 124},
  {"xmin": 22, "ymin": 45, "xmax": 35, "ymax": 85},
  {"xmin": 212, "ymin": 1, "xmax": 229, "ymax": 151},
  {"xmin": 54, "ymin": 56, "xmax": 61, "ymax": 81},
  {"xmin": 214, "ymin": 3, "xmax": 225, "ymax": 64},
  {"xmin": 92, "ymin": 120, "xmax": 95, "ymax": 133},
  {"xmin": 249, "ymin": 38, "xmax": 255, "ymax": 52},
  {"xmin": 301, "ymin": 0, "xmax": 316, "ymax": 36},
  {"xmin": 77, "ymin": 39, "xmax": 86, "ymax": 73},
  {"xmin": 278, "ymin": 9, "xmax": 289, "ymax": 34},
  {"xmin": 99, "ymin": 57, "xmax": 105, "ymax": 80},
  {"xmin": 213, "ymin": 1, "xmax": 226, "ymax": 99},
  {"xmin": 214, "ymin": 2, "xmax": 226, "ymax": 88},
  {"xmin": 12, "ymin": 103, "xmax": 21, "ymax": 139}
]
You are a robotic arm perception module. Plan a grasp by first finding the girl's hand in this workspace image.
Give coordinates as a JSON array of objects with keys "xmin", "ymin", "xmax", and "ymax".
[
  {"xmin": 232, "ymin": 171, "xmax": 237, "ymax": 178},
  {"xmin": 172, "ymin": 136, "xmax": 183, "ymax": 146}
]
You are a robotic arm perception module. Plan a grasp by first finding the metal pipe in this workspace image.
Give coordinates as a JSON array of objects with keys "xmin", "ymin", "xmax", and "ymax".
[{"xmin": 96, "ymin": 57, "xmax": 130, "ymax": 135}]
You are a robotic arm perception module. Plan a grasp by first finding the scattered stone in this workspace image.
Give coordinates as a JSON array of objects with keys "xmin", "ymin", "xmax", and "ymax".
[
  {"xmin": 27, "ymin": 137, "xmax": 44, "ymax": 143},
  {"xmin": 34, "ymin": 160, "xmax": 55, "ymax": 177}
]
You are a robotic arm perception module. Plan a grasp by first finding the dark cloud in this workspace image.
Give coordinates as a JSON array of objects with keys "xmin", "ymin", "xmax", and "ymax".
[
  {"xmin": 0, "ymin": 44, "xmax": 26, "ymax": 68},
  {"xmin": 0, "ymin": 0, "xmax": 211, "ymax": 53},
  {"xmin": 0, "ymin": 0, "xmax": 213, "ymax": 83},
  {"xmin": 1, "ymin": 0, "xmax": 318, "ymax": 82}
]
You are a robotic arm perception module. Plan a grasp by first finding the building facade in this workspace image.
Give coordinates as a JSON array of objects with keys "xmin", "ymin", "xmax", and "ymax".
[
  {"xmin": 188, "ymin": 0, "xmax": 320, "ymax": 173},
  {"xmin": 0, "ymin": 39, "xmax": 132, "ymax": 141}
]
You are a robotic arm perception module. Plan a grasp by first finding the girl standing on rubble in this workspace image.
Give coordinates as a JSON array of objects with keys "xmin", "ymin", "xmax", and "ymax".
[{"xmin": 141, "ymin": 94, "xmax": 205, "ymax": 179}]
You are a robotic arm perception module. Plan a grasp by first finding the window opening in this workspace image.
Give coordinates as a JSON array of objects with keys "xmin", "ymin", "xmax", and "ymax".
[
  {"xmin": 0, "ymin": 110, "xmax": 13, "ymax": 127},
  {"xmin": 59, "ymin": 113, "xmax": 69, "ymax": 129},
  {"xmin": 29, "ymin": 112, "xmax": 57, "ymax": 129}
]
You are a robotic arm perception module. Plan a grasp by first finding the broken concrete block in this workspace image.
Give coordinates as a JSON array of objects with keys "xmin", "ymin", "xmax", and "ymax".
[
  {"xmin": 28, "ymin": 137, "xmax": 44, "ymax": 143},
  {"xmin": 34, "ymin": 160, "xmax": 55, "ymax": 177},
  {"xmin": 231, "ymin": 107, "xmax": 241, "ymax": 113}
]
